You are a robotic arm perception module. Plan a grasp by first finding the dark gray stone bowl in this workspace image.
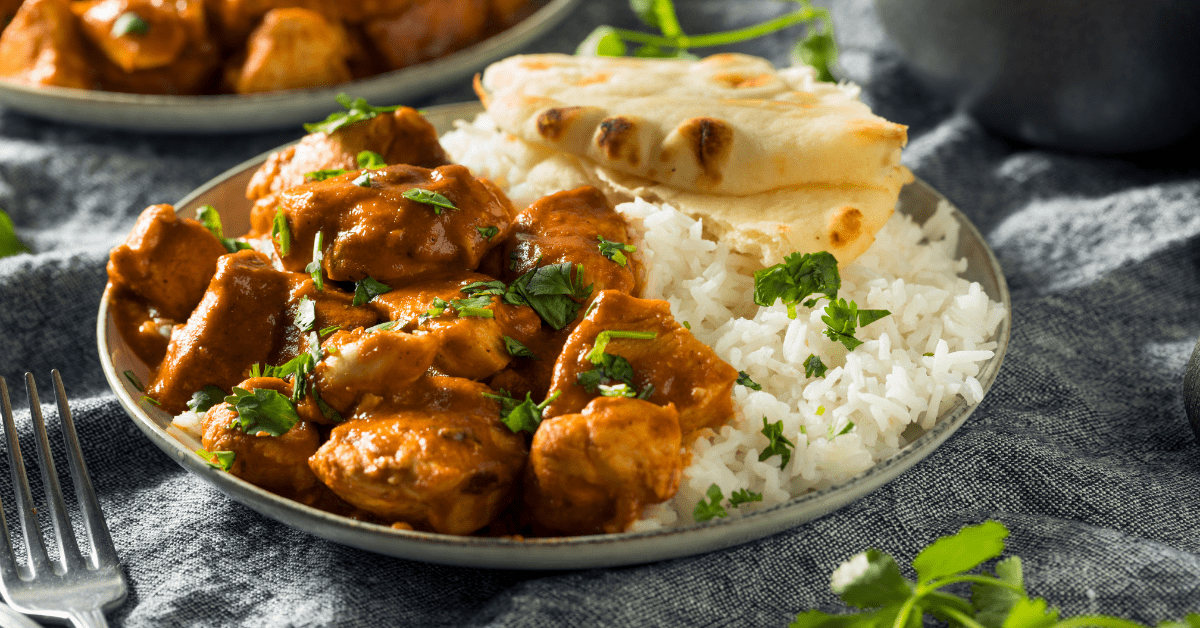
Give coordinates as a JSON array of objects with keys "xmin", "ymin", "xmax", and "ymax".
[{"xmin": 873, "ymin": 0, "xmax": 1200, "ymax": 153}]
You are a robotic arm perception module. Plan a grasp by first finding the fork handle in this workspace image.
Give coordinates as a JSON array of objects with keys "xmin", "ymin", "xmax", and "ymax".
[{"xmin": 68, "ymin": 609, "xmax": 109, "ymax": 628}]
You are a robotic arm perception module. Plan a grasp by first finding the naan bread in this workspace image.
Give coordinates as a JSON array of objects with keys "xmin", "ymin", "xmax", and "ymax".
[
  {"xmin": 476, "ymin": 53, "xmax": 910, "ymax": 197},
  {"xmin": 475, "ymin": 52, "xmax": 914, "ymax": 265}
]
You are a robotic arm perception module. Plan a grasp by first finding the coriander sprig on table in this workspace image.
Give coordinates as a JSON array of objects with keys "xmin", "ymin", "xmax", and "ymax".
[
  {"xmin": 793, "ymin": 521, "xmax": 1200, "ymax": 628},
  {"xmin": 578, "ymin": 0, "xmax": 838, "ymax": 82}
]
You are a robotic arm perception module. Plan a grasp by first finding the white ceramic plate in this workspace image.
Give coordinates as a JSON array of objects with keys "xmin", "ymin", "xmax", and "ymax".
[
  {"xmin": 96, "ymin": 102, "xmax": 1012, "ymax": 569},
  {"xmin": 0, "ymin": 0, "xmax": 578, "ymax": 133}
]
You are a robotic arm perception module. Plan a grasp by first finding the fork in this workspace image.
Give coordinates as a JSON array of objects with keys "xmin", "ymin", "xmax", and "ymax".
[{"xmin": 0, "ymin": 371, "xmax": 128, "ymax": 627}]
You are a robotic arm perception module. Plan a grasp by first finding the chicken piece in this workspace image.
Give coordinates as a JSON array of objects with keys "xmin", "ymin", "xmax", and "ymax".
[
  {"xmin": 314, "ymin": 327, "xmax": 439, "ymax": 415},
  {"xmin": 309, "ymin": 377, "xmax": 527, "ymax": 535},
  {"xmin": 337, "ymin": 0, "xmax": 413, "ymax": 23},
  {"xmin": 0, "ymin": 0, "xmax": 93, "ymax": 89},
  {"xmin": 266, "ymin": 164, "xmax": 515, "ymax": 284},
  {"xmin": 524, "ymin": 397, "xmax": 682, "ymax": 536},
  {"xmin": 147, "ymin": 250, "xmax": 290, "ymax": 413},
  {"xmin": 76, "ymin": 0, "xmax": 206, "ymax": 72},
  {"xmin": 269, "ymin": 273, "xmax": 380, "ymax": 367},
  {"xmin": 201, "ymin": 376, "xmax": 323, "ymax": 499},
  {"xmin": 245, "ymin": 106, "xmax": 449, "ymax": 203},
  {"xmin": 91, "ymin": 36, "xmax": 220, "ymax": 95},
  {"xmin": 228, "ymin": 7, "xmax": 350, "ymax": 94},
  {"xmin": 107, "ymin": 203, "xmax": 229, "ymax": 322},
  {"xmin": 370, "ymin": 271, "xmax": 541, "ymax": 380},
  {"xmin": 363, "ymin": 0, "xmax": 486, "ymax": 71},
  {"xmin": 544, "ymin": 290, "xmax": 738, "ymax": 437},
  {"xmin": 207, "ymin": 0, "xmax": 339, "ymax": 46},
  {"xmin": 486, "ymin": 326, "xmax": 571, "ymax": 402},
  {"xmin": 502, "ymin": 186, "xmax": 640, "ymax": 318},
  {"xmin": 106, "ymin": 286, "xmax": 172, "ymax": 367}
]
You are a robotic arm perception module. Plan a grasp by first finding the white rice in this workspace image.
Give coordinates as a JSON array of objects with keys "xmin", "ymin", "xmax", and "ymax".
[{"xmin": 443, "ymin": 114, "xmax": 1007, "ymax": 530}]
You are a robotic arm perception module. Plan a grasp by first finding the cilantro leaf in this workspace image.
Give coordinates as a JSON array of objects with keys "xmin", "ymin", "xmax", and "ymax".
[
  {"xmin": 422, "ymin": 296, "xmax": 449, "ymax": 321},
  {"xmin": 831, "ymin": 549, "xmax": 913, "ymax": 609},
  {"xmin": 187, "ymin": 385, "xmax": 226, "ymax": 413},
  {"xmin": 804, "ymin": 354, "xmax": 828, "ymax": 378},
  {"xmin": 197, "ymin": 448, "xmax": 235, "ymax": 471},
  {"xmin": 195, "ymin": 205, "xmax": 251, "ymax": 253},
  {"xmin": 295, "ymin": 296, "xmax": 316, "ymax": 332},
  {"xmin": 833, "ymin": 420, "xmax": 855, "ymax": 437},
  {"xmin": 972, "ymin": 556, "xmax": 1026, "ymax": 628},
  {"xmin": 224, "ymin": 387, "xmax": 299, "ymax": 437},
  {"xmin": 305, "ymin": 231, "xmax": 325, "ymax": 290},
  {"xmin": 0, "ymin": 208, "xmax": 30, "ymax": 257},
  {"xmin": 586, "ymin": 330, "xmax": 656, "ymax": 363},
  {"xmin": 598, "ymin": 383, "xmax": 637, "ymax": 398},
  {"xmin": 352, "ymin": 172, "xmax": 372, "ymax": 187},
  {"xmin": 356, "ymin": 150, "xmax": 386, "ymax": 169},
  {"xmin": 597, "ymin": 235, "xmax": 637, "ymax": 267},
  {"xmin": 503, "ymin": 335, "xmax": 537, "ymax": 359},
  {"xmin": 112, "ymin": 11, "xmax": 149, "ymax": 37},
  {"xmin": 693, "ymin": 484, "xmax": 728, "ymax": 522},
  {"xmin": 303, "ymin": 94, "xmax": 399, "ymax": 135},
  {"xmin": 271, "ymin": 208, "xmax": 291, "ymax": 256},
  {"xmin": 754, "ymin": 251, "xmax": 840, "ymax": 319},
  {"xmin": 123, "ymin": 370, "xmax": 145, "ymax": 392},
  {"xmin": 912, "ymin": 520, "xmax": 1009, "ymax": 584},
  {"xmin": 729, "ymin": 488, "xmax": 762, "ymax": 507},
  {"xmin": 758, "ymin": 417, "xmax": 794, "ymax": 469},
  {"xmin": 450, "ymin": 294, "xmax": 495, "ymax": 318},
  {"xmin": 737, "ymin": 371, "xmax": 762, "ymax": 390},
  {"xmin": 483, "ymin": 390, "xmax": 559, "ymax": 434},
  {"xmin": 318, "ymin": 325, "xmax": 340, "ymax": 338},
  {"xmin": 476, "ymin": 225, "xmax": 499, "ymax": 240},
  {"xmin": 795, "ymin": 17, "xmax": 838, "ymax": 83},
  {"xmin": 402, "ymin": 188, "xmax": 457, "ymax": 214},
  {"xmin": 1002, "ymin": 597, "xmax": 1060, "ymax": 628},
  {"xmin": 508, "ymin": 263, "xmax": 591, "ymax": 330},
  {"xmin": 461, "ymin": 280, "xmax": 506, "ymax": 296},
  {"xmin": 352, "ymin": 276, "xmax": 391, "ymax": 306},
  {"xmin": 577, "ymin": 353, "xmax": 635, "ymax": 392},
  {"xmin": 305, "ymin": 169, "xmax": 347, "ymax": 182},
  {"xmin": 822, "ymin": 298, "xmax": 889, "ymax": 351},
  {"xmin": 576, "ymin": 25, "xmax": 628, "ymax": 56},
  {"xmin": 367, "ymin": 320, "xmax": 396, "ymax": 332}
]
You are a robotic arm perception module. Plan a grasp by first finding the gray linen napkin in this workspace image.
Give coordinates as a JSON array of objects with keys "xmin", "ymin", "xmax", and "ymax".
[{"xmin": 0, "ymin": 1, "xmax": 1198, "ymax": 626}]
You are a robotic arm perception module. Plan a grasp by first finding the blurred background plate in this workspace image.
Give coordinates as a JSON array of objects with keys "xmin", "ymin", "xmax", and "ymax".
[
  {"xmin": 0, "ymin": 0, "xmax": 579, "ymax": 134},
  {"xmin": 96, "ymin": 103, "xmax": 1011, "ymax": 569}
]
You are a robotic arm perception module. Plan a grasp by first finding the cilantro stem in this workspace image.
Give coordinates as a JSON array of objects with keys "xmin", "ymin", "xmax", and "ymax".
[
  {"xmin": 1051, "ymin": 617, "xmax": 1149, "ymax": 628},
  {"xmin": 924, "ymin": 574, "xmax": 1026, "ymax": 595},
  {"xmin": 891, "ymin": 594, "xmax": 920, "ymax": 628},
  {"xmin": 938, "ymin": 605, "xmax": 991, "ymax": 628},
  {"xmin": 609, "ymin": 8, "xmax": 819, "ymax": 49}
]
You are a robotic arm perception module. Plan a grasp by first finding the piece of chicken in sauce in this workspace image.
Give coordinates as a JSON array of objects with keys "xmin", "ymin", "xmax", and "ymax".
[
  {"xmin": 544, "ymin": 289, "xmax": 739, "ymax": 438},
  {"xmin": 245, "ymin": 105, "xmax": 449, "ymax": 205},
  {"xmin": 201, "ymin": 376, "xmax": 324, "ymax": 500},
  {"xmin": 524, "ymin": 397, "xmax": 683, "ymax": 536},
  {"xmin": 309, "ymin": 376, "xmax": 526, "ymax": 535},
  {"xmin": 226, "ymin": 7, "xmax": 351, "ymax": 94},
  {"xmin": 206, "ymin": 0, "xmax": 341, "ymax": 47},
  {"xmin": 147, "ymin": 249, "xmax": 291, "ymax": 413},
  {"xmin": 363, "ymin": 0, "xmax": 486, "ymax": 72},
  {"xmin": 368, "ymin": 271, "xmax": 540, "ymax": 381},
  {"xmin": 0, "ymin": 0, "xmax": 93, "ymax": 89},
  {"xmin": 263, "ymin": 163, "xmax": 515, "ymax": 284},
  {"xmin": 313, "ymin": 326, "xmax": 439, "ymax": 415}
]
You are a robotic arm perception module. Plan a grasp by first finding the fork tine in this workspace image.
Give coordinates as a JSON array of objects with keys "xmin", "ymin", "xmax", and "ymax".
[
  {"xmin": 52, "ymin": 370, "xmax": 119, "ymax": 568},
  {"xmin": 0, "ymin": 377, "xmax": 52, "ymax": 577},
  {"xmin": 26, "ymin": 373, "xmax": 84, "ymax": 573},
  {"xmin": 0, "ymin": 379, "xmax": 24, "ymax": 582}
]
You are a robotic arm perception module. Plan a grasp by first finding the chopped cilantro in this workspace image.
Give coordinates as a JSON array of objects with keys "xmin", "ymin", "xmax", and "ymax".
[
  {"xmin": 923, "ymin": 351, "xmax": 934, "ymax": 357},
  {"xmin": 305, "ymin": 231, "xmax": 324, "ymax": 290},
  {"xmin": 140, "ymin": 395, "xmax": 161, "ymax": 407},
  {"xmin": 815, "ymin": 405, "xmax": 825, "ymax": 416},
  {"xmin": 753, "ymin": 251, "xmax": 840, "ymax": 319},
  {"xmin": 598, "ymin": 383, "xmax": 637, "ymax": 398},
  {"xmin": 318, "ymin": 325, "xmax": 341, "ymax": 338},
  {"xmin": 112, "ymin": 11, "xmax": 149, "ymax": 37},
  {"xmin": 271, "ymin": 208, "xmax": 291, "ymax": 256},
  {"xmin": 196, "ymin": 205, "xmax": 252, "ymax": 253},
  {"xmin": 577, "ymin": 352, "xmax": 635, "ymax": 393},
  {"xmin": 682, "ymin": 321, "xmax": 690, "ymax": 330},
  {"xmin": 224, "ymin": 387, "xmax": 299, "ymax": 437},
  {"xmin": 357, "ymin": 150, "xmax": 386, "ymax": 169},
  {"xmin": 821, "ymin": 298, "xmax": 889, "ymax": 351},
  {"xmin": 460, "ymin": 280, "xmax": 506, "ymax": 296},
  {"xmin": 597, "ymin": 235, "xmax": 637, "ymax": 267},
  {"xmin": 187, "ymin": 385, "xmax": 226, "ymax": 413},
  {"xmin": 197, "ymin": 448, "xmax": 235, "ymax": 471},
  {"xmin": 506, "ymin": 262, "xmax": 592, "ymax": 330},
  {"xmin": 483, "ymin": 390, "xmax": 560, "ymax": 434},
  {"xmin": 450, "ymin": 294, "xmax": 496, "ymax": 318},
  {"xmin": 729, "ymin": 488, "xmax": 763, "ymax": 508},
  {"xmin": 305, "ymin": 169, "xmax": 346, "ymax": 182},
  {"xmin": 758, "ymin": 417, "xmax": 794, "ymax": 469},
  {"xmin": 503, "ymin": 335, "xmax": 537, "ymax": 359},
  {"xmin": 295, "ymin": 296, "xmax": 316, "ymax": 332},
  {"xmin": 402, "ymin": 188, "xmax": 457, "ymax": 214},
  {"xmin": 803, "ymin": 354, "xmax": 827, "ymax": 378},
  {"xmin": 476, "ymin": 225, "xmax": 499, "ymax": 240},
  {"xmin": 367, "ymin": 320, "xmax": 397, "ymax": 332},
  {"xmin": 832, "ymin": 420, "xmax": 855, "ymax": 437},
  {"xmin": 315, "ymin": 392, "xmax": 342, "ymax": 422},
  {"xmin": 422, "ymin": 297, "xmax": 449, "ymax": 321},
  {"xmin": 693, "ymin": 484, "xmax": 728, "ymax": 522},
  {"xmin": 586, "ymin": 330, "xmax": 656, "ymax": 363},
  {"xmin": 123, "ymin": 370, "xmax": 144, "ymax": 392},
  {"xmin": 737, "ymin": 371, "xmax": 761, "ymax": 391},
  {"xmin": 303, "ymin": 94, "xmax": 400, "ymax": 135},
  {"xmin": 352, "ymin": 172, "xmax": 372, "ymax": 187},
  {"xmin": 352, "ymin": 276, "xmax": 391, "ymax": 306}
]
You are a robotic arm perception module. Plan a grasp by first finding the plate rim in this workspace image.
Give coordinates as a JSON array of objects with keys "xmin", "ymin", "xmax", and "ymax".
[
  {"xmin": 0, "ymin": 0, "xmax": 580, "ymax": 133},
  {"xmin": 96, "ymin": 102, "xmax": 1012, "ymax": 569}
]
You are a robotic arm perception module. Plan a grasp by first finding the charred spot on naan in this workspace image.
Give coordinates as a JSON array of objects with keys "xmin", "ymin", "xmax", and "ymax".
[
  {"xmin": 827, "ymin": 206, "xmax": 864, "ymax": 248},
  {"xmin": 575, "ymin": 72, "xmax": 611, "ymax": 86},
  {"xmin": 711, "ymin": 72, "xmax": 775, "ymax": 89},
  {"xmin": 595, "ymin": 116, "xmax": 641, "ymax": 167},
  {"xmin": 537, "ymin": 107, "xmax": 588, "ymax": 141},
  {"xmin": 676, "ymin": 117, "xmax": 733, "ymax": 190}
]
